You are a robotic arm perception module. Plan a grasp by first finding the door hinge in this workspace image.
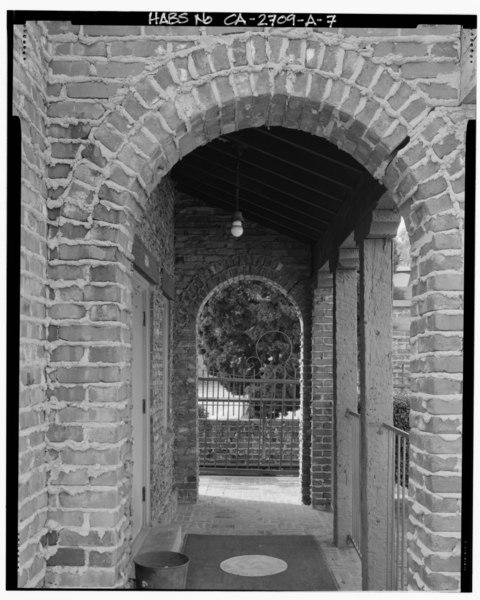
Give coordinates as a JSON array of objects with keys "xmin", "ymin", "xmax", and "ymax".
[
  {"xmin": 143, "ymin": 311, "xmax": 146, "ymax": 326},
  {"xmin": 142, "ymin": 486, "xmax": 146, "ymax": 502},
  {"xmin": 142, "ymin": 399, "xmax": 146, "ymax": 414}
]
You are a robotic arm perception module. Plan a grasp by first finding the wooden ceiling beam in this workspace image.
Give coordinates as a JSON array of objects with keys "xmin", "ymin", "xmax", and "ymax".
[
  {"xmin": 203, "ymin": 142, "xmax": 349, "ymax": 205},
  {"xmin": 178, "ymin": 176, "xmax": 326, "ymax": 233},
  {"xmin": 177, "ymin": 163, "xmax": 332, "ymax": 226},
  {"xmin": 185, "ymin": 152, "xmax": 339, "ymax": 216},
  {"xmin": 219, "ymin": 132, "xmax": 354, "ymax": 192},
  {"xmin": 255, "ymin": 128, "xmax": 364, "ymax": 175},
  {"xmin": 178, "ymin": 177, "xmax": 325, "ymax": 237},
  {"xmin": 181, "ymin": 186, "xmax": 317, "ymax": 242}
]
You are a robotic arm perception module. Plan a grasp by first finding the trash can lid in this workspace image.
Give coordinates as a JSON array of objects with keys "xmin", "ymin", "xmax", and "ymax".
[{"xmin": 134, "ymin": 551, "xmax": 189, "ymax": 569}]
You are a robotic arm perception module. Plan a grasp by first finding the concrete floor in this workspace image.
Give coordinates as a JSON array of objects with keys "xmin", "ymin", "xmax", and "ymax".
[{"xmin": 172, "ymin": 475, "xmax": 362, "ymax": 591}]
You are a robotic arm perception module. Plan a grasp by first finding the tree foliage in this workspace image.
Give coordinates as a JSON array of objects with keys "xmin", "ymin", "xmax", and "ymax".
[
  {"xmin": 197, "ymin": 280, "xmax": 301, "ymax": 417},
  {"xmin": 198, "ymin": 280, "xmax": 300, "ymax": 373}
]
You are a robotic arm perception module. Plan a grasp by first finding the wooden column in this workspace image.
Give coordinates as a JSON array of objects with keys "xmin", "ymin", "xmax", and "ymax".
[
  {"xmin": 333, "ymin": 248, "xmax": 359, "ymax": 547},
  {"xmin": 358, "ymin": 236, "xmax": 394, "ymax": 590}
]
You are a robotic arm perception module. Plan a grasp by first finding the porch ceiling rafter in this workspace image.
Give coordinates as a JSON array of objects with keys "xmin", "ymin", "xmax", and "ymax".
[
  {"xmin": 313, "ymin": 175, "xmax": 387, "ymax": 273},
  {"xmin": 179, "ymin": 173, "xmax": 325, "ymax": 241},
  {"xmin": 171, "ymin": 127, "xmax": 380, "ymax": 249},
  {"xmin": 182, "ymin": 149, "xmax": 342, "ymax": 212}
]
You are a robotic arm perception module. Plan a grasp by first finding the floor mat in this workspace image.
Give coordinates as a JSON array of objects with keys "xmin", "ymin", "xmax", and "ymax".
[{"xmin": 183, "ymin": 534, "xmax": 338, "ymax": 591}]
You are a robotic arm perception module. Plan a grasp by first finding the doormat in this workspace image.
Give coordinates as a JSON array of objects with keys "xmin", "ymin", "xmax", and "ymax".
[{"xmin": 183, "ymin": 534, "xmax": 338, "ymax": 591}]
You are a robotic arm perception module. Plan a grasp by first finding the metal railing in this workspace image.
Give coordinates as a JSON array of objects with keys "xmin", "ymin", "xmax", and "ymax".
[
  {"xmin": 382, "ymin": 422, "xmax": 409, "ymax": 591},
  {"xmin": 197, "ymin": 365, "xmax": 300, "ymax": 473},
  {"xmin": 346, "ymin": 409, "xmax": 362, "ymax": 558}
]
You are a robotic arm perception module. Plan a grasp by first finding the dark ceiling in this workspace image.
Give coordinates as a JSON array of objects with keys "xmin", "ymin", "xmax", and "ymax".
[{"xmin": 171, "ymin": 127, "xmax": 383, "ymax": 245}]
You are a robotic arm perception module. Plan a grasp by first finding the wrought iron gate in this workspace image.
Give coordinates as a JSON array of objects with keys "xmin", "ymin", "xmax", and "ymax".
[{"xmin": 198, "ymin": 331, "xmax": 301, "ymax": 475}]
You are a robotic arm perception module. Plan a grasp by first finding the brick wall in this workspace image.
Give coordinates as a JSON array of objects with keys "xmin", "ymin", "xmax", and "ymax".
[
  {"xmin": 42, "ymin": 22, "xmax": 463, "ymax": 189},
  {"xmin": 341, "ymin": 26, "xmax": 461, "ymax": 105},
  {"xmin": 311, "ymin": 271, "xmax": 334, "ymax": 508},
  {"xmin": 14, "ymin": 22, "xmax": 51, "ymax": 589},
  {"xmin": 13, "ymin": 20, "xmax": 469, "ymax": 590},
  {"xmin": 386, "ymin": 108, "xmax": 467, "ymax": 591},
  {"xmin": 174, "ymin": 192, "xmax": 312, "ymax": 502},
  {"xmin": 199, "ymin": 420, "xmax": 300, "ymax": 470}
]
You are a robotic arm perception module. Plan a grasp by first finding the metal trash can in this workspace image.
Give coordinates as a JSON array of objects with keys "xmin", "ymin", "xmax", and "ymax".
[{"xmin": 134, "ymin": 551, "xmax": 190, "ymax": 590}]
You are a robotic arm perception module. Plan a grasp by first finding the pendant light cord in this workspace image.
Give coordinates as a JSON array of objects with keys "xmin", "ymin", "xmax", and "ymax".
[{"xmin": 235, "ymin": 146, "xmax": 242, "ymax": 212}]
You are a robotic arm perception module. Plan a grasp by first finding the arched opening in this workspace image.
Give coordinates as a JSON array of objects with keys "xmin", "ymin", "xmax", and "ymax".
[
  {"xmin": 170, "ymin": 124, "xmax": 386, "ymax": 510},
  {"xmin": 195, "ymin": 277, "xmax": 305, "ymax": 502},
  {"xmin": 21, "ymin": 23, "xmax": 466, "ymax": 592}
]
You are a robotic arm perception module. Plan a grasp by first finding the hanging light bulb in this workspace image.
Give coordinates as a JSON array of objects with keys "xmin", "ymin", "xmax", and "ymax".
[
  {"xmin": 231, "ymin": 210, "xmax": 243, "ymax": 237},
  {"xmin": 231, "ymin": 146, "xmax": 244, "ymax": 238}
]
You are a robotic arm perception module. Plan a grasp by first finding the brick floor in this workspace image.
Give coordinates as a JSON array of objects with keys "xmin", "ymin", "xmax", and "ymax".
[{"xmin": 172, "ymin": 475, "xmax": 362, "ymax": 591}]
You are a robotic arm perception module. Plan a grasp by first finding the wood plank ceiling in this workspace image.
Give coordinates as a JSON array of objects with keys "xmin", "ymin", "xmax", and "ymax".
[{"xmin": 171, "ymin": 127, "xmax": 384, "ymax": 245}]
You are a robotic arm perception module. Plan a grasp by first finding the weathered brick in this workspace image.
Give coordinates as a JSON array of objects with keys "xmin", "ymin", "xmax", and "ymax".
[
  {"xmin": 50, "ymin": 142, "xmax": 81, "ymax": 159},
  {"xmin": 83, "ymin": 25, "xmax": 141, "ymax": 36},
  {"xmin": 89, "ymin": 551, "xmax": 118, "ymax": 567},
  {"xmin": 59, "ymin": 529, "xmax": 116, "ymax": 547},
  {"xmin": 190, "ymin": 49, "xmax": 211, "ymax": 77},
  {"xmin": 111, "ymin": 40, "xmax": 166, "ymax": 57},
  {"xmin": 95, "ymin": 61, "xmax": 145, "ymax": 79},
  {"xmin": 50, "ymin": 345, "xmax": 86, "ymax": 362},
  {"xmin": 418, "ymin": 82, "xmax": 458, "ymax": 100},
  {"xmin": 83, "ymin": 284, "xmax": 123, "ymax": 303},
  {"xmin": 286, "ymin": 39, "xmax": 304, "ymax": 65},
  {"xmin": 47, "ymin": 548, "xmax": 85, "ymax": 567},
  {"xmin": 51, "ymin": 365, "xmax": 123, "ymax": 384},
  {"xmin": 67, "ymin": 82, "xmax": 119, "ymax": 99},
  {"xmin": 209, "ymin": 44, "xmax": 230, "ymax": 72},
  {"xmin": 47, "ymin": 425, "xmax": 84, "ymax": 443},
  {"xmin": 50, "ymin": 469, "xmax": 90, "ymax": 486},
  {"xmin": 305, "ymin": 40, "xmax": 323, "ymax": 69},
  {"xmin": 60, "ymin": 446, "xmax": 122, "ymax": 466},
  {"xmin": 372, "ymin": 70, "xmax": 397, "ymax": 98},
  {"xmin": 401, "ymin": 61, "xmax": 458, "ymax": 79},
  {"xmin": 50, "ymin": 60, "xmax": 89, "ymax": 77},
  {"xmin": 249, "ymin": 36, "xmax": 267, "ymax": 65},
  {"xmin": 55, "ymin": 41, "xmax": 107, "ymax": 56},
  {"xmin": 268, "ymin": 36, "xmax": 286, "ymax": 62},
  {"xmin": 87, "ymin": 425, "xmax": 126, "ymax": 444}
]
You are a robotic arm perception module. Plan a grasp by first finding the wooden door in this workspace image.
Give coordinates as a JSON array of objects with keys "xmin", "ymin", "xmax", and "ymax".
[{"xmin": 131, "ymin": 275, "xmax": 149, "ymax": 540}]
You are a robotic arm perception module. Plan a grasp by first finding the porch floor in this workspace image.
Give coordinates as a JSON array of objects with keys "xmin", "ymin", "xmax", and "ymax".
[{"xmin": 172, "ymin": 475, "xmax": 362, "ymax": 591}]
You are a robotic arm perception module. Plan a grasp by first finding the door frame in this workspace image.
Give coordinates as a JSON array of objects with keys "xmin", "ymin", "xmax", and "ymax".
[{"xmin": 131, "ymin": 270, "xmax": 151, "ymax": 546}]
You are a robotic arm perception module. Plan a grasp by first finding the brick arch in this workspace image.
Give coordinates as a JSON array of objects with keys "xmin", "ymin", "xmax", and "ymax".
[
  {"xmin": 385, "ymin": 107, "xmax": 466, "ymax": 234},
  {"xmin": 172, "ymin": 254, "xmax": 312, "ymax": 502},
  {"xmin": 51, "ymin": 31, "xmax": 436, "ymax": 248},
  {"xmin": 176, "ymin": 254, "xmax": 310, "ymax": 332},
  {"xmin": 45, "ymin": 29, "xmax": 468, "ymax": 591},
  {"xmin": 197, "ymin": 275, "xmax": 304, "ymax": 329}
]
